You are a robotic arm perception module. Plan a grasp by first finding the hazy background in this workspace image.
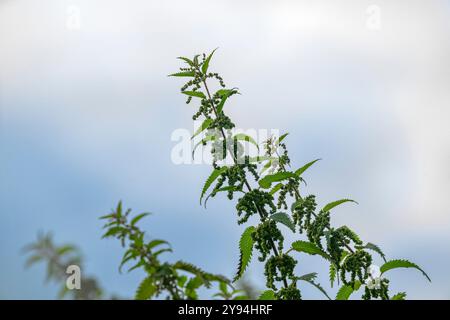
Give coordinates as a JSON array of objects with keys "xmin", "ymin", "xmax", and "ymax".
[{"xmin": 0, "ymin": 0, "xmax": 449, "ymax": 299}]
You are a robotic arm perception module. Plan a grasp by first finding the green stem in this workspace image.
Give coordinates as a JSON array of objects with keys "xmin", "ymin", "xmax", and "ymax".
[{"xmin": 198, "ymin": 69, "xmax": 289, "ymax": 289}]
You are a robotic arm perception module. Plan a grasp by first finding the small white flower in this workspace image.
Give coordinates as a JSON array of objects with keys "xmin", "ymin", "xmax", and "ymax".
[{"xmin": 366, "ymin": 264, "xmax": 382, "ymax": 290}]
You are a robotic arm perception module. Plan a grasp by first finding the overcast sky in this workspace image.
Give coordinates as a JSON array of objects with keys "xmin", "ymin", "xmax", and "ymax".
[{"xmin": 0, "ymin": 0, "xmax": 449, "ymax": 299}]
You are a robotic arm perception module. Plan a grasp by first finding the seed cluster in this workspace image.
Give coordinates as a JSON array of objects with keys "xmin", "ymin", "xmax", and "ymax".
[
  {"xmin": 236, "ymin": 190, "xmax": 276, "ymax": 224},
  {"xmin": 264, "ymin": 254, "xmax": 297, "ymax": 290},
  {"xmin": 340, "ymin": 250, "xmax": 372, "ymax": 286},
  {"xmin": 252, "ymin": 220, "xmax": 284, "ymax": 261},
  {"xmin": 276, "ymin": 282, "xmax": 302, "ymax": 300},
  {"xmin": 292, "ymin": 195, "xmax": 316, "ymax": 234}
]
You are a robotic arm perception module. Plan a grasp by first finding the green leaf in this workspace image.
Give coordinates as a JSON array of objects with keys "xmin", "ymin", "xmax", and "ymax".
[
  {"xmin": 200, "ymin": 167, "xmax": 227, "ymax": 204},
  {"xmin": 363, "ymin": 242, "xmax": 387, "ymax": 262},
  {"xmin": 177, "ymin": 56, "xmax": 194, "ymax": 66},
  {"xmin": 135, "ymin": 277, "xmax": 157, "ymax": 300},
  {"xmin": 56, "ymin": 245, "xmax": 77, "ymax": 256},
  {"xmin": 204, "ymin": 186, "xmax": 241, "ymax": 208},
  {"xmin": 119, "ymin": 248, "xmax": 136, "ymax": 273},
  {"xmin": 294, "ymin": 159, "xmax": 321, "ymax": 177},
  {"xmin": 291, "ymin": 199, "xmax": 303, "ymax": 212},
  {"xmin": 202, "ymin": 48, "xmax": 217, "ymax": 74},
  {"xmin": 192, "ymin": 135, "xmax": 217, "ymax": 158},
  {"xmin": 380, "ymin": 259, "xmax": 431, "ymax": 282},
  {"xmin": 258, "ymin": 290, "xmax": 276, "ymax": 300},
  {"xmin": 153, "ymin": 248, "xmax": 172, "ymax": 257},
  {"xmin": 191, "ymin": 118, "xmax": 213, "ymax": 139},
  {"xmin": 275, "ymin": 133, "xmax": 289, "ymax": 145},
  {"xmin": 101, "ymin": 226, "xmax": 123, "ymax": 238},
  {"xmin": 128, "ymin": 260, "xmax": 145, "ymax": 273},
  {"xmin": 234, "ymin": 226, "xmax": 255, "ymax": 282},
  {"xmin": 185, "ymin": 276, "xmax": 202, "ymax": 299},
  {"xmin": 259, "ymin": 172, "xmax": 297, "ymax": 189},
  {"xmin": 391, "ymin": 292, "xmax": 407, "ymax": 300},
  {"xmin": 336, "ymin": 285, "xmax": 354, "ymax": 300},
  {"xmin": 269, "ymin": 183, "xmax": 283, "ymax": 195},
  {"xmin": 297, "ymin": 273, "xmax": 331, "ymax": 300},
  {"xmin": 322, "ymin": 199, "xmax": 357, "ymax": 213},
  {"xmin": 291, "ymin": 240, "xmax": 331, "ymax": 260},
  {"xmin": 329, "ymin": 264, "xmax": 336, "ymax": 288},
  {"xmin": 182, "ymin": 91, "xmax": 206, "ymax": 99},
  {"xmin": 270, "ymin": 212, "xmax": 295, "ymax": 232},
  {"xmin": 233, "ymin": 133, "xmax": 259, "ymax": 150},
  {"xmin": 169, "ymin": 71, "xmax": 196, "ymax": 77},
  {"xmin": 25, "ymin": 255, "xmax": 44, "ymax": 268},
  {"xmin": 216, "ymin": 89, "xmax": 238, "ymax": 113},
  {"xmin": 173, "ymin": 261, "xmax": 212, "ymax": 287},
  {"xmin": 177, "ymin": 275, "xmax": 188, "ymax": 288},
  {"xmin": 247, "ymin": 155, "xmax": 273, "ymax": 163},
  {"xmin": 147, "ymin": 239, "xmax": 169, "ymax": 250},
  {"xmin": 131, "ymin": 213, "xmax": 150, "ymax": 226},
  {"xmin": 193, "ymin": 54, "xmax": 200, "ymax": 66}
]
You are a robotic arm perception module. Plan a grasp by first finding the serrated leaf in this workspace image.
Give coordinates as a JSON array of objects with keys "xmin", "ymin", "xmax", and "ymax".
[
  {"xmin": 204, "ymin": 186, "xmax": 241, "ymax": 208},
  {"xmin": 169, "ymin": 71, "xmax": 196, "ymax": 77},
  {"xmin": 233, "ymin": 133, "xmax": 259, "ymax": 150},
  {"xmin": 135, "ymin": 277, "xmax": 157, "ymax": 300},
  {"xmin": 275, "ymin": 133, "xmax": 289, "ymax": 145},
  {"xmin": 173, "ymin": 261, "xmax": 212, "ymax": 287},
  {"xmin": 147, "ymin": 239, "xmax": 169, "ymax": 250},
  {"xmin": 56, "ymin": 245, "xmax": 77, "ymax": 256},
  {"xmin": 216, "ymin": 89, "xmax": 238, "ymax": 113},
  {"xmin": 259, "ymin": 290, "xmax": 276, "ymax": 300},
  {"xmin": 322, "ymin": 199, "xmax": 357, "ymax": 213},
  {"xmin": 294, "ymin": 159, "xmax": 321, "ymax": 177},
  {"xmin": 177, "ymin": 56, "xmax": 194, "ymax": 66},
  {"xmin": 234, "ymin": 226, "xmax": 255, "ymax": 282},
  {"xmin": 291, "ymin": 240, "xmax": 331, "ymax": 260},
  {"xmin": 364, "ymin": 242, "xmax": 387, "ymax": 262},
  {"xmin": 200, "ymin": 167, "xmax": 227, "ymax": 204},
  {"xmin": 202, "ymin": 48, "xmax": 217, "ymax": 74},
  {"xmin": 336, "ymin": 285, "xmax": 354, "ymax": 300},
  {"xmin": 131, "ymin": 213, "xmax": 150, "ymax": 226},
  {"xmin": 182, "ymin": 91, "xmax": 206, "ymax": 99},
  {"xmin": 269, "ymin": 183, "xmax": 283, "ymax": 195},
  {"xmin": 391, "ymin": 292, "xmax": 407, "ymax": 300},
  {"xmin": 380, "ymin": 259, "xmax": 431, "ymax": 282},
  {"xmin": 329, "ymin": 264, "xmax": 336, "ymax": 288},
  {"xmin": 101, "ymin": 226, "xmax": 123, "ymax": 238},
  {"xmin": 191, "ymin": 118, "xmax": 213, "ymax": 139},
  {"xmin": 270, "ymin": 212, "xmax": 295, "ymax": 232},
  {"xmin": 185, "ymin": 276, "xmax": 203, "ymax": 299},
  {"xmin": 258, "ymin": 172, "xmax": 297, "ymax": 189},
  {"xmin": 297, "ymin": 272, "xmax": 317, "ymax": 281},
  {"xmin": 297, "ymin": 273, "xmax": 331, "ymax": 300},
  {"xmin": 192, "ymin": 135, "xmax": 217, "ymax": 158}
]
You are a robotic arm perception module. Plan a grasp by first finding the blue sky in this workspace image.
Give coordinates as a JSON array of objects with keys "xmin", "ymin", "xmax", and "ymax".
[{"xmin": 0, "ymin": 0, "xmax": 449, "ymax": 299}]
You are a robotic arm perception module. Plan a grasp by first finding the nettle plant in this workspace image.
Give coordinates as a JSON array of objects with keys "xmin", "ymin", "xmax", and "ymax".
[{"xmin": 101, "ymin": 50, "xmax": 430, "ymax": 300}]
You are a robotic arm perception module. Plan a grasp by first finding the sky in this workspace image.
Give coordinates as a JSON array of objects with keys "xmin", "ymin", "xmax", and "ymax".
[{"xmin": 0, "ymin": 0, "xmax": 449, "ymax": 299}]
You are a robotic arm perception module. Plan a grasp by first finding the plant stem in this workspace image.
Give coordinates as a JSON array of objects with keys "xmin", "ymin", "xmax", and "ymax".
[{"xmin": 199, "ymin": 71, "xmax": 289, "ymax": 289}]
